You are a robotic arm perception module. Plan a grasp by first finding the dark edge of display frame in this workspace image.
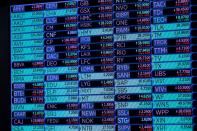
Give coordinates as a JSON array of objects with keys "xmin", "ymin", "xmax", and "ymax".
[{"xmin": 0, "ymin": 2, "xmax": 11, "ymax": 131}]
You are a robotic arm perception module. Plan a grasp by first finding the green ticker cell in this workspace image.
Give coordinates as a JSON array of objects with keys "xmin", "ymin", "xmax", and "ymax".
[
  {"xmin": 44, "ymin": 8, "xmax": 77, "ymax": 17},
  {"xmin": 12, "ymin": 40, "xmax": 44, "ymax": 47},
  {"xmin": 153, "ymin": 117, "xmax": 192, "ymax": 124},
  {"xmin": 12, "ymin": 54, "xmax": 44, "ymax": 62},
  {"xmin": 153, "ymin": 101, "xmax": 192, "ymax": 108},
  {"xmin": 12, "ymin": 33, "xmax": 44, "ymax": 40},
  {"xmin": 152, "ymin": 54, "xmax": 190, "ymax": 62},
  {"xmin": 11, "ymin": 11, "xmax": 44, "ymax": 19},
  {"xmin": 152, "ymin": 61, "xmax": 191, "ymax": 70},
  {"xmin": 12, "ymin": 25, "xmax": 43, "ymax": 33},
  {"xmin": 12, "ymin": 104, "xmax": 44, "ymax": 111},
  {"xmin": 11, "ymin": 18, "xmax": 44, "ymax": 26},
  {"xmin": 153, "ymin": 77, "xmax": 191, "ymax": 85},
  {"xmin": 151, "ymin": 22, "xmax": 190, "ymax": 31},
  {"xmin": 12, "ymin": 47, "xmax": 44, "ymax": 54}
]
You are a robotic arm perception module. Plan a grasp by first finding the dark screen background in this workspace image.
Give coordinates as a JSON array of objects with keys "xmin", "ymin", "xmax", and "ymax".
[{"xmin": 0, "ymin": 1, "xmax": 11, "ymax": 130}]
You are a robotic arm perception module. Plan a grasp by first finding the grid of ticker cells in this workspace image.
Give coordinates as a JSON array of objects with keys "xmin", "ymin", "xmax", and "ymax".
[{"xmin": 11, "ymin": 0, "xmax": 197, "ymax": 131}]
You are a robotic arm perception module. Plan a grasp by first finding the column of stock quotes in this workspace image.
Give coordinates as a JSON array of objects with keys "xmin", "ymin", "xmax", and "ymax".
[{"xmin": 10, "ymin": 0, "xmax": 197, "ymax": 131}]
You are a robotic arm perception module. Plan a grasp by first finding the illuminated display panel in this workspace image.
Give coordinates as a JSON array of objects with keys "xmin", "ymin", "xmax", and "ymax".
[{"xmin": 10, "ymin": 0, "xmax": 197, "ymax": 131}]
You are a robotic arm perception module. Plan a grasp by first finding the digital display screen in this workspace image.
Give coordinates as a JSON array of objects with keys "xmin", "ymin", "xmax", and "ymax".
[{"xmin": 10, "ymin": 0, "xmax": 197, "ymax": 131}]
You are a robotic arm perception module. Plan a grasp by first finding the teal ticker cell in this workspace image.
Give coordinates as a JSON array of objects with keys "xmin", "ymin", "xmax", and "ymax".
[
  {"xmin": 153, "ymin": 101, "xmax": 192, "ymax": 108},
  {"xmin": 12, "ymin": 104, "xmax": 44, "ymax": 111},
  {"xmin": 152, "ymin": 54, "xmax": 191, "ymax": 62},
  {"xmin": 152, "ymin": 30, "xmax": 190, "ymax": 39},
  {"xmin": 45, "ymin": 110, "xmax": 79, "ymax": 118},
  {"xmin": 11, "ymin": 11, "xmax": 44, "ymax": 19},
  {"xmin": 115, "ymin": 79, "xmax": 151, "ymax": 86},
  {"xmin": 45, "ymin": 81, "xmax": 78, "ymax": 88},
  {"xmin": 12, "ymin": 54, "xmax": 44, "ymax": 62},
  {"xmin": 45, "ymin": 88, "xmax": 78, "ymax": 96},
  {"xmin": 80, "ymin": 87, "xmax": 114, "ymax": 95},
  {"xmin": 153, "ymin": 93, "xmax": 192, "ymax": 100},
  {"xmin": 12, "ymin": 40, "xmax": 44, "ymax": 47},
  {"xmin": 12, "ymin": 67, "xmax": 79, "ymax": 76},
  {"xmin": 12, "ymin": 47, "xmax": 44, "ymax": 54},
  {"xmin": 45, "ymin": 126, "xmax": 79, "ymax": 131},
  {"xmin": 116, "ymin": 102, "xmax": 152, "ymax": 109},
  {"xmin": 79, "ymin": 28, "xmax": 113, "ymax": 36},
  {"xmin": 12, "ymin": 25, "xmax": 43, "ymax": 33},
  {"xmin": 45, "ymin": 96, "xmax": 78, "ymax": 103},
  {"xmin": 79, "ymin": 72, "xmax": 114, "ymax": 80},
  {"xmin": 114, "ymin": 33, "xmax": 151, "ymax": 41},
  {"xmin": 151, "ymin": 22, "xmax": 190, "ymax": 31},
  {"xmin": 12, "ymin": 68, "xmax": 44, "ymax": 76},
  {"xmin": 152, "ymin": 61, "xmax": 191, "ymax": 70},
  {"xmin": 153, "ymin": 117, "xmax": 192, "ymax": 124},
  {"xmin": 79, "ymin": 125, "xmax": 115, "ymax": 131},
  {"xmin": 153, "ymin": 77, "xmax": 191, "ymax": 85},
  {"xmin": 154, "ymin": 125, "xmax": 192, "ymax": 131},
  {"xmin": 11, "ymin": 18, "xmax": 43, "ymax": 26},
  {"xmin": 46, "ymin": 67, "xmax": 78, "ymax": 74},
  {"xmin": 12, "ymin": 126, "xmax": 44, "ymax": 131},
  {"xmin": 12, "ymin": 33, "xmax": 44, "ymax": 40},
  {"xmin": 115, "ymin": 86, "xmax": 152, "ymax": 94},
  {"xmin": 12, "ymin": 75, "xmax": 44, "ymax": 83},
  {"xmin": 79, "ymin": 95, "xmax": 114, "ymax": 102},
  {"xmin": 44, "ymin": 8, "xmax": 77, "ymax": 17}
]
